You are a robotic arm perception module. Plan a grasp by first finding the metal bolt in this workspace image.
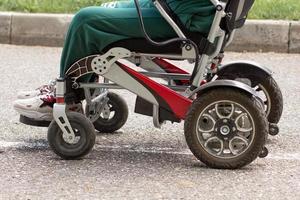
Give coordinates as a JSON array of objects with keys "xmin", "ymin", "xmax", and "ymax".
[
  {"xmin": 216, "ymin": 5, "xmax": 223, "ymax": 11},
  {"xmin": 72, "ymin": 82, "xmax": 79, "ymax": 89},
  {"xmin": 185, "ymin": 45, "xmax": 192, "ymax": 51},
  {"xmin": 223, "ymin": 119, "xmax": 228, "ymax": 123}
]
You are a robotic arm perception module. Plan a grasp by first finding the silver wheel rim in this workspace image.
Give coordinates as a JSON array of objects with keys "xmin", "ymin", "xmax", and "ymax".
[
  {"xmin": 196, "ymin": 100, "xmax": 255, "ymax": 159},
  {"xmin": 61, "ymin": 127, "xmax": 82, "ymax": 145},
  {"xmin": 100, "ymin": 104, "xmax": 115, "ymax": 120}
]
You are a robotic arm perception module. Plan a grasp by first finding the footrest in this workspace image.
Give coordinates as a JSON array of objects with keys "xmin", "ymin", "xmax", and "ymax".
[{"xmin": 19, "ymin": 115, "xmax": 51, "ymax": 127}]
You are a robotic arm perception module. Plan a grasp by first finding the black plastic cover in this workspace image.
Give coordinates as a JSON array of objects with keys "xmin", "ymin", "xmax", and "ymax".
[
  {"xmin": 134, "ymin": 96, "xmax": 181, "ymax": 123},
  {"xmin": 221, "ymin": 0, "xmax": 255, "ymax": 32}
]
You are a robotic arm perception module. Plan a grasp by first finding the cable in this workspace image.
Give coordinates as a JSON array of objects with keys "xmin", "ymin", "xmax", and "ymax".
[{"xmin": 133, "ymin": 0, "xmax": 200, "ymax": 84}]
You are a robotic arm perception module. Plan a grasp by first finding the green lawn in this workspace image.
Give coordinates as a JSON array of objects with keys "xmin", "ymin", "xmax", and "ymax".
[
  {"xmin": 0, "ymin": 0, "xmax": 107, "ymax": 13},
  {"xmin": 248, "ymin": 0, "xmax": 300, "ymax": 20},
  {"xmin": 0, "ymin": 0, "xmax": 299, "ymax": 20}
]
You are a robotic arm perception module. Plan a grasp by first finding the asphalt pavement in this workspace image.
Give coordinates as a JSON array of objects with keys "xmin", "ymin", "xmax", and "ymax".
[{"xmin": 0, "ymin": 44, "xmax": 299, "ymax": 199}]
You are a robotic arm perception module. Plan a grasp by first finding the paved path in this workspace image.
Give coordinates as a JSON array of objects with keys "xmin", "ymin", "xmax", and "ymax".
[{"xmin": 0, "ymin": 44, "xmax": 299, "ymax": 199}]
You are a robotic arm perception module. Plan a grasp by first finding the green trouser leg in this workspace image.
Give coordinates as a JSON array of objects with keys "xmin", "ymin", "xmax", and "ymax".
[
  {"xmin": 60, "ymin": 4, "xmax": 177, "ymax": 82},
  {"xmin": 59, "ymin": 0, "xmax": 215, "ymax": 82}
]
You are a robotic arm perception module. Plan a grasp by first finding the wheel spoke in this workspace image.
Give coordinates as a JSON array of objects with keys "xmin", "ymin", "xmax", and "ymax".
[
  {"xmin": 229, "ymin": 136, "xmax": 249, "ymax": 155},
  {"xmin": 204, "ymin": 136, "xmax": 219, "ymax": 147},
  {"xmin": 235, "ymin": 113, "xmax": 253, "ymax": 132},
  {"xmin": 228, "ymin": 141, "xmax": 237, "ymax": 156},
  {"xmin": 237, "ymin": 126, "xmax": 252, "ymax": 133},
  {"xmin": 236, "ymin": 136, "xmax": 249, "ymax": 146},
  {"xmin": 215, "ymin": 103, "xmax": 235, "ymax": 119},
  {"xmin": 223, "ymin": 140, "xmax": 229, "ymax": 149},
  {"xmin": 216, "ymin": 140, "xmax": 224, "ymax": 156},
  {"xmin": 198, "ymin": 113, "xmax": 216, "ymax": 133},
  {"xmin": 204, "ymin": 136, "xmax": 224, "ymax": 156}
]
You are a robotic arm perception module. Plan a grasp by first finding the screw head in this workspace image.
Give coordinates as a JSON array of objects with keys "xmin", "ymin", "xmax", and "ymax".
[
  {"xmin": 216, "ymin": 5, "xmax": 223, "ymax": 11},
  {"xmin": 185, "ymin": 45, "xmax": 192, "ymax": 51}
]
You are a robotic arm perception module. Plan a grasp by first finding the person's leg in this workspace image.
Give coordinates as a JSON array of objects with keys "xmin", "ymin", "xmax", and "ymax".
[
  {"xmin": 16, "ymin": 0, "xmax": 215, "ymax": 98},
  {"xmin": 16, "ymin": 0, "xmax": 174, "ymax": 99},
  {"xmin": 13, "ymin": 1, "xmax": 177, "ymax": 121},
  {"xmin": 60, "ymin": 4, "xmax": 177, "ymax": 82},
  {"xmin": 13, "ymin": 0, "xmax": 217, "ymax": 122}
]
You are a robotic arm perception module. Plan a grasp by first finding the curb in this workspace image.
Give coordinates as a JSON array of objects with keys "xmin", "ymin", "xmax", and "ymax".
[{"xmin": 0, "ymin": 12, "xmax": 299, "ymax": 53}]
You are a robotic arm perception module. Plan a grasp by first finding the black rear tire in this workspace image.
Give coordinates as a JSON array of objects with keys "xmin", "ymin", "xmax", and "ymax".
[
  {"xmin": 48, "ymin": 112, "xmax": 96, "ymax": 159},
  {"xmin": 217, "ymin": 73, "xmax": 283, "ymax": 124},
  {"xmin": 93, "ymin": 92, "xmax": 128, "ymax": 133},
  {"xmin": 184, "ymin": 88, "xmax": 268, "ymax": 169}
]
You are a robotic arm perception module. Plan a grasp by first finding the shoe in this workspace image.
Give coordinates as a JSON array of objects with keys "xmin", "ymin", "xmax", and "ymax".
[
  {"xmin": 13, "ymin": 94, "xmax": 55, "ymax": 121},
  {"xmin": 17, "ymin": 80, "xmax": 56, "ymax": 99},
  {"xmin": 14, "ymin": 94, "xmax": 83, "ymax": 122}
]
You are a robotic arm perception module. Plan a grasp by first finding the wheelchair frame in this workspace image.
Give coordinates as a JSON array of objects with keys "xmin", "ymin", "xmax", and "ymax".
[
  {"xmin": 54, "ymin": 0, "xmax": 243, "ymax": 143},
  {"xmin": 46, "ymin": 0, "xmax": 281, "ymax": 168}
]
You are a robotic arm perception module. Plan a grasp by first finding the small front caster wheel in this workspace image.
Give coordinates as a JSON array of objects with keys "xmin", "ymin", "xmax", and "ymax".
[
  {"xmin": 48, "ymin": 112, "xmax": 96, "ymax": 159},
  {"xmin": 258, "ymin": 147, "xmax": 269, "ymax": 158}
]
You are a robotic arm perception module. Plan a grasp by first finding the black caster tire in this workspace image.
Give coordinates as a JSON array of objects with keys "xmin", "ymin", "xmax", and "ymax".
[
  {"xmin": 269, "ymin": 123, "xmax": 279, "ymax": 136},
  {"xmin": 184, "ymin": 88, "xmax": 268, "ymax": 169},
  {"xmin": 93, "ymin": 92, "xmax": 128, "ymax": 133},
  {"xmin": 48, "ymin": 112, "xmax": 96, "ymax": 159},
  {"xmin": 217, "ymin": 73, "xmax": 283, "ymax": 124},
  {"xmin": 258, "ymin": 146, "xmax": 269, "ymax": 158}
]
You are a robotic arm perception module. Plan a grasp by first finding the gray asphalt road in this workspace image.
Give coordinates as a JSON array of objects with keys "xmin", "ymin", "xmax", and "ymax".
[{"xmin": 0, "ymin": 44, "xmax": 299, "ymax": 200}]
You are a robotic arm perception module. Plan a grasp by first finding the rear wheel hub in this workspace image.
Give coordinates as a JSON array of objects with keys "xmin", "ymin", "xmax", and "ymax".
[{"xmin": 215, "ymin": 119, "xmax": 236, "ymax": 140}]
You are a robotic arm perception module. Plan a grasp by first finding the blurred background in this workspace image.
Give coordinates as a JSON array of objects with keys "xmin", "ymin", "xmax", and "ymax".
[{"xmin": 0, "ymin": 0, "xmax": 299, "ymax": 20}]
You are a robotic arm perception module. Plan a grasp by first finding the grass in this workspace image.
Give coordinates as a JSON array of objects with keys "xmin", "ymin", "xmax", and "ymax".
[
  {"xmin": 0, "ymin": 0, "xmax": 299, "ymax": 20},
  {"xmin": 0, "ymin": 0, "xmax": 108, "ymax": 13},
  {"xmin": 248, "ymin": 0, "xmax": 300, "ymax": 20}
]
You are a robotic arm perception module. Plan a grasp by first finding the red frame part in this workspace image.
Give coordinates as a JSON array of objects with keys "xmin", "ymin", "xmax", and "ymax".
[
  {"xmin": 118, "ymin": 62, "xmax": 192, "ymax": 119},
  {"xmin": 153, "ymin": 58, "xmax": 190, "ymax": 85},
  {"xmin": 153, "ymin": 58, "xmax": 189, "ymax": 74}
]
